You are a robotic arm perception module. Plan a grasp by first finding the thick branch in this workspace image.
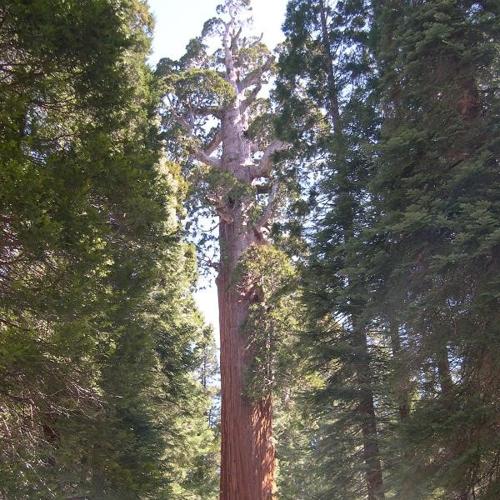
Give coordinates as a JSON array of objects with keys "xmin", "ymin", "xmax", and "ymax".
[
  {"xmin": 250, "ymin": 140, "xmax": 289, "ymax": 179},
  {"xmin": 223, "ymin": 21, "xmax": 238, "ymax": 87},
  {"xmin": 191, "ymin": 149, "xmax": 222, "ymax": 170},
  {"xmin": 170, "ymin": 108, "xmax": 223, "ymax": 169},
  {"xmin": 189, "ymin": 105, "xmax": 223, "ymax": 118},
  {"xmin": 230, "ymin": 26, "xmax": 243, "ymax": 52},
  {"xmin": 255, "ymin": 183, "xmax": 280, "ymax": 233},
  {"xmin": 238, "ymin": 56, "xmax": 274, "ymax": 91},
  {"xmin": 240, "ymin": 84, "xmax": 261, "ymax": 114},
  {"xmin": 204, "ymin": 129, "xmax": 223, "ymax": 156}
]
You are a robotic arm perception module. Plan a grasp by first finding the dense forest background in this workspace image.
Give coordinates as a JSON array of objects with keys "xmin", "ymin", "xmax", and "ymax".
[{"xmin": 0, "ymin": 0, "xmax": 498, "ymax": 499}]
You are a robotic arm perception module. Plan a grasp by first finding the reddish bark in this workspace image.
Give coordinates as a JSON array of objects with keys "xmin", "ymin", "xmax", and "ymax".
[
  {"xmin": 217, "ymin": 216, "xmax": 275, "ymax": 500},
  {"xmin": 354, "ymin": 327, "xmax": 385, "ymax": 500},
  {"xmin": 169, "ymin": 4, "xmax": 285, "ymax": 494}
]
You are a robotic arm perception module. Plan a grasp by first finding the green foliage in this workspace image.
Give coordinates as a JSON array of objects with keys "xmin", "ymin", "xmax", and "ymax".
[
  {"xmin": 234, "ymin": 245, "xmax": 302, "ymax": 399},
  {"xmin": 278, "ymin": 1, "xmax": 386, "ymax": 498},
  {"xmin": 4, "ymin": 0, "xmax": 497, "ymax": 498},
  {"xmin": 279, "ymin": 0, "xmax": 500, "ymax": 498},
  {"xmin": 234, "ymin": 244, "xmax": 321, "ymax": 498},
  {"xmin": 274, "ymin": 382, "xmax": 324, "ymax": 500},
  {"xmin": 195, "ymin": 167, "xmax": 255, "ymax": 212},
  {"xmin": 369, "ymin": 1, "xmax": 500, "ymax": 496},
  {"xmin": 161, "ymin": 68, "xmax": 236, "ymax": 112},
  {"xmin": 0, "ymin": 1, "xmax": 218, "ymax": 497}
]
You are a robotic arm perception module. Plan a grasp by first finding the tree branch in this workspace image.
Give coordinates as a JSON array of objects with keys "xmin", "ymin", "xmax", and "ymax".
[
  {"xmin": 238, "ymin": 56, "xmax": 274, "ymax": 91},
  {"xmin": 223, "ymin": 21, "xmax": 238, "ymax": 87},
  {"xmin": 240, "ymin": 84, "xmax": 261, "ymax": 114},
  {"xmin": 189, "ymin": 105, "xmax": 223, "ymax": 118},
  {"xmin": 170, "ymin": 107, "xmax": 223, "ymax": 170},
  {"xmin": 204, "ymin": 129, "xmax": 223, "ymax": 156},
  {"xmin": 249, "ymin": 33, "xmax": 264, "ymax": 48},
  {"xmin": 250, "ymin": 140, "xmax": 289, "ymax": 179},
  {"xmin": 254, "ymin": 183, "xmax": 280, "ymax": 233},
  {"xmin": 191, "ymin": 149, "xmax": 222, "ymax": 170},
  {"xmin": 231, "ymin": 26, "xmax": 243, "ymax": 52}
]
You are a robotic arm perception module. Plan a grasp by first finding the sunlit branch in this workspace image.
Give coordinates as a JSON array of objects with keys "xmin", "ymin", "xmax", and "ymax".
[
  {"xmin": 204, "ymin": 129, "xmax": 223, "ymax": 156},
  {"xmin": 255, "ymin": 183, "xmax": 280, "ymax": 232},
  {"xmin": 238, "ymin": 56, "xmax": 273, "ymax": 91},
  {"xmin": 250, "ymin": 140, "xmax": 289, "ymax": 179},
  {"xmin": 240, "ymin": 84, "xmax": 261, "ymax": 113},
  {"xmin": 169, "ymin": 105, "xmax": 223, "ymax": 170}
]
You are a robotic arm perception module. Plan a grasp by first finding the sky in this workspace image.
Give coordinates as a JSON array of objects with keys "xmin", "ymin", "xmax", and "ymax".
[
  {"xmin": 147, "ymin": 0, "xmax": 289, "ymax": 334},
  {"xmin": 148, "ymin": 0, "xmax": 288, "ymax": 64}
]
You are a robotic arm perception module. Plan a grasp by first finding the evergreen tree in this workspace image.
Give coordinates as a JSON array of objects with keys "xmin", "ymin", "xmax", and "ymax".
[
  {"xmin": 0, "ymin": 1, "xmax": 217, "ymax": 497},
  {"xmin": 370, "ymin": 1, "xmax": 500, "ymax": 497},
  {"xmin": 278, "ymin": 1, "xmax": 385, "ymax": 498},
  {"xmin": 2, "ymin": 0, "xmax": 498, "ymax": 498},
  {"xmin": 278, "ymin": 0, "xmax": 499, "ymax": 498},
  {"xmin": 157, "ymin": 1, "xmax": 291, "ymax": 496}
]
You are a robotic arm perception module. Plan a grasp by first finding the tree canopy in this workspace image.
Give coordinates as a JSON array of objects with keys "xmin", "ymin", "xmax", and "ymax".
[{"xmin": 1, "ymin": 0, "xmax": 498, "ymax": 498}]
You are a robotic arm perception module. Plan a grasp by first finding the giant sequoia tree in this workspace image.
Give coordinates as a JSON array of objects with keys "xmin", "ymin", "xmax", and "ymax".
[{"xmin": 158, "ymin": 1, "xmax": 289, "ymax": 497}]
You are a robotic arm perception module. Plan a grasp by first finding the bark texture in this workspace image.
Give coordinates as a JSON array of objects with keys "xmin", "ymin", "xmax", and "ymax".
[
  {"xmin": 215, "ymin": 13, "xmax": 278, "ymax": 497},
  {"xmin": 218, "ymin": 216, "xmax": 274, "ymax": 500},
  {"xmin": 168, "ymin": 4, "xmax": 286, "ymax": 496},
  {"xmin": 389, "ymin": 321, "xmax": 410, "ymax": 421},
  {"xmin": 353, "ymin": 326, "xmax": 386, "ymax": 500}
]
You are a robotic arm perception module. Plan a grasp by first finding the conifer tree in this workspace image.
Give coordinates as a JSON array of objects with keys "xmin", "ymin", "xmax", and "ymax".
[
  {"xmin": 157, "ymin": 1, "xmax": 290, "ymax": 496},
  {"xmin": 278, "ymin": 0, "xmax": 499, "ymax": 498},
  {"xmin": 278, "ymin": 2, "xmax": 385, "ymax": 498},
  {"xmin": 0, "ymin": 1, "xmax": 217, "ymax": 496},
  {"xmin": 370, "ymin": 1, "xmax": 500, "ymax": 497}
]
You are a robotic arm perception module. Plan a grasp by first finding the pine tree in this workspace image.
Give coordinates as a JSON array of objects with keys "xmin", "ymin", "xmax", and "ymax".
[
  {"xmin": 278, "ymin": 1, "xmax": 385, "ymax": 498},
  {"xmin": 370, "ymin": 1, "xmax": 500, "ymax": 497}
]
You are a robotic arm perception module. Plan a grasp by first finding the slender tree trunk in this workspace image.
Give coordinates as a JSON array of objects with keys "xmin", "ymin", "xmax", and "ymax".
[
  {"xmin": 389, "ymin": 321, "xmax": 415, "ymax": 498},
  {"xmin": 217, "ymin": 212, "xmax": 275, "ymax": 499},
  {"xmin": 437, "ymin": 343, "xmax": 453, "ymax": 397},
  {"xmin": 389, "ymin": 321, "xmax": 410, "ymax": 421},
  {"xmin": 319, "ymin": 0, "xmax": 342, "ymax": 134},
  {"xmin": 318, "ymin": 4, "xmax": 385, "ymax": 495},
  {"xmin": 354, "ymin": 326, "xmax": 385, "ymax": 500},
  {"xmin": 436, "ymin": 342, "xmax": 473, "ymax": 499}
]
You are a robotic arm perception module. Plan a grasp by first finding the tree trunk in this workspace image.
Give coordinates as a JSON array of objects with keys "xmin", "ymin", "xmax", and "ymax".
[
  {"xmin": 389, "ymin": 321, "xmax": 415, "ymax": 498},
  {"xmin": 317, "ymin": 4, "xmax": 385, "ymax": 494},
  {"xmin": 437, "ymin": 343, "xmax": 453, "ymax": 397},
  {"xmin": 170, "ymin": 10, "xmax": 281, "ymax": 494},
  {"xmin": 217, "ymin": 210, "xmax": 275, "ymax": 500},
  {"xmin": 389, "ymin": 321, "xmax": 410, "ymax": 421},
  {"xmin": 353, "ymin": 326, "xmax": 385, "ymax": 500},
  {"xmin": 319, "ymin": 0, "xmax": 342, "ymax": 135}
]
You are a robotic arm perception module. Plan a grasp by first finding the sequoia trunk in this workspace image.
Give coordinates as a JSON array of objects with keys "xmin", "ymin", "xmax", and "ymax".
[
  {"xmin": 166, "ymin": 5, "xmax": 282, "ymax": 494},
  {"xmin": 217, "ymin": 212, "xmax": 275, "ymax": 500}
]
